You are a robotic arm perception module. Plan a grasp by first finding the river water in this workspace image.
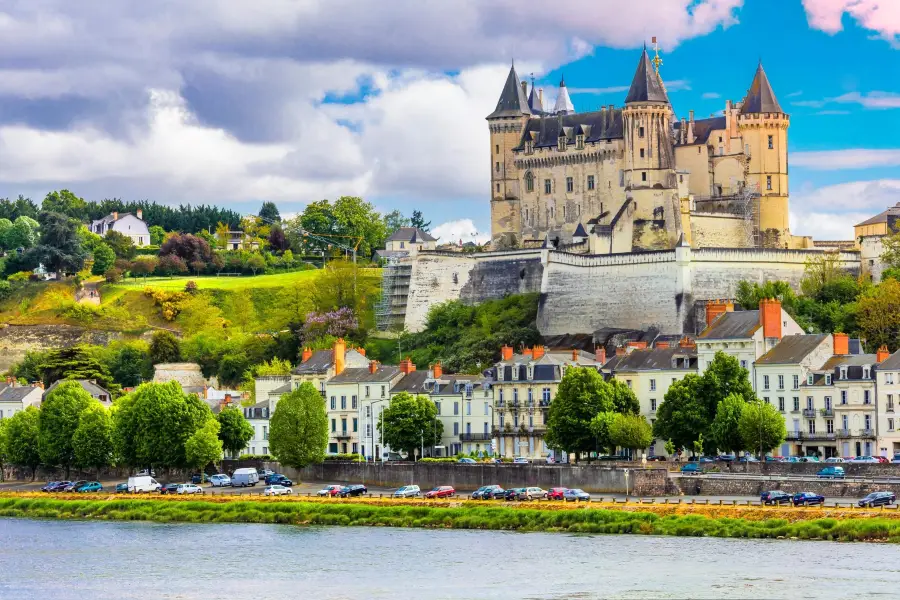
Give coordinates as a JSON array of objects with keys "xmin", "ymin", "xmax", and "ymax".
[{"xmin": 2, "ymin": 518, "xmax": 900, "ymax": 599}]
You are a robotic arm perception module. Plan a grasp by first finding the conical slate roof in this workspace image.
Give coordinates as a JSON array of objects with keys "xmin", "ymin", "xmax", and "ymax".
[
  {"xmin": 487, "ymin": 63, "xmax": 532, "ymax": 119},
  {"xmin": 527, "ymin": 84, "xmax": 543, "ymax": 113},
  {"xmin": 553, "ymin": 76, "xmax": 575, "ymax": 114},
  {"xmin": 625, "ymin": 47, "xmax": 669, "ymax": 104},
  {"xmin": 740, "ymin": 62, "xmax": 783, "ymax": 114}
]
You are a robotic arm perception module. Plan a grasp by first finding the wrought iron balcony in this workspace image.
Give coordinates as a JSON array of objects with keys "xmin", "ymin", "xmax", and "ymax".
[
  {"xmin": 334, "ymin": 430, "xmax": 352, "ymax": 440},
  {"xmin": 786, "ymin": 431, "xmax": 803, "ymax": 440},
  {"xmin": 459, "ymin": 433, "xmax": 492, "ymax": 442},
  {"xmin": 802, "ymin": 409, "xmax": 817, "ymax": 418},
  {"xmin": 860, "ymin": 428, "xmax": 876, "ymax": 438},
  {"xmin": 821, "ymin": 408, "xmax": 834, "ymax": 417},
  {"xmin": 836, "ymin": 428, "xmax": 851, "ymax": 437},
  {"xmin": 805, "ymin": 432, "xmax": 836, "ymax": 441}
]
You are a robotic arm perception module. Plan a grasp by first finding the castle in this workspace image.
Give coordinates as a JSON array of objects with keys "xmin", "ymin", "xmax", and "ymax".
[{"xmin": 488, "ymin": 46, "xmax": 803, "ymax": 252}]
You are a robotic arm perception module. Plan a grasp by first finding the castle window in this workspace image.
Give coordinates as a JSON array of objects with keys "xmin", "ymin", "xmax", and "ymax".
[
  {"xmin": 640, "ymin": 148, "xmax": 645, "ymax": 158},
  {"xmin": 566, "ymin": 177, "xmax": 573, "ymax": 193},
  {"xmin": 496, "ymin": 183, "xmax": 500, "ymax": 193},
  {"xmin": 495, "ymin": 162, "xmax": 500, "ymax": 173},
  {"xmin": 768, "ymin": 135, "xmax": 774, "ymax": 149},
  {"xmin": 525, "ymin": 172, "xmax": 534, "ymax": 193},
  {"xmin": 718, "ymin": 136, "xmax": 722, "ymax": 143},
  {"xmin": 495, "ymin": 144, "xmax": 500, "ymax": 155},
  {"xmin": 766, "ymin": 175, "xmax": 772, "ymax": 190},
  {"xmin": 639, "ymin": 126, "xmax": 645, "ymax": 138},
  {"xmin": 576, "ymin": 134, "xmax": 584, "ymax": 149},
  {"xmin": 587, "ymin": 175, "xmax": 595, "ymax": 190},
  {"xmin": 641, "ymin": 172, "xmax": 647, "ymax": 182},
  {"xmin": 525, "ymin": 141, "xmax": 533, "ymax": 154},
  {"xmin": 544, "ymin": 179, "xmax": 551, "ymax": 194}
]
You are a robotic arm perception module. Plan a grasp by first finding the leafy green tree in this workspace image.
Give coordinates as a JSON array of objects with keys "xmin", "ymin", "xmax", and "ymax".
[
  {"xmin": 112, "ymin": 381, "xmax": 214, "ymax": 470},
  {"xmin": 149, "ymin": 225, "xmax": 166, "ymax": 246},
  {"xmin": 384, "ymin": 210, "xmax": 410, "ymax": 236},
  {"xmin": 26, "ymin": 211, "xmax": 88, "ymax": 275},
  {"xmin": 28, "ymin": 346, "xmax": 119, "ymax": 394},
  {"xmin": 709, "ymin": 393, "xmax": 747, "ymax": 455},
  {"xmin": 38, "ymin": 381, "xmax": 94, "ymax": 477},
  {"xmin": 653, "ymin": 374, "xmax": 708, "ymax": 452},
  {"xmin": 693, "ymin": 433, "xmax": 705, "ymax": 459},
  {"xmin": 0, "ymin": 218, "xmax": 12, "ymax": 249},
  {"xmin": 5, "ymin": 406, "xmax": 42, "ymax": 479},
  {"xmin": 0, "ymin": 419, "xmax": 10, "ymax": 479},
  {"xmin": 258, "ymin": 201, "xmax": 281, "ymax": 223},
  {"xmin": 857, "ymin": 278, "xmax": 900, "ymax": 351},
  {"xmin": 545, "ymin": 367, "xmax": 613, "ymax": 461},
  {"xmin": 609, "ymin": 413, "xmax": 653, "ymax": 458},
  {"xmin": 42, "ymin": 189, "xmax": 87, "ymax": 219},
  {"xmin": 664, "ymin": 439, "xmax": 676, "ymax": 456},
  {"xmin": 607, "ymin": 378, "xmax": 640, "ymax": 414},
  {"xmin": 73, "ymin": 402, "xmax": 114, "ymax": 476},
  {"xmin": 104, "ymin": 230, "xmax": 136, "ymax": 259},
  {"xmin": 269, "ymin": 382, "xmax": 329, "ymax": 468},
  {"xmin": 410, "ymin": 210, "xmax": 431, "ymax": 232},
  {"xmin": 91, "ymin": 242, "xmax": 116, "ymax": 276},
  {"xmin": 217, "ymin": 406, "xmax": 254, "ymax": 457},
  {"xmin": 589, "ymin": 411, "xmax": 617, "ymax": 454},
  {"xmin": 378, "ymin": 392, "xmax": 443, "ymax": 460},
  {"xmin": 131, "ymin": 255, "xmax": 158, "ymax": 279},
  {"xmin": 109, "ymin": 343, "xmax": 153, "ymax": 387},
  {"xmin": 185, "ymin": 418, "xmax": 223, "ymax": 473},
  {"xmin": 247, "ymin": 253, "xmax": 266, "ymax": 275},
  {"xmin": 739, "ymin": 400, "xmax": 787, "ymax": 458},
  {"xmin": 697, "ymin": 352, "xmax": 756, "ymax": 419},
  {"xmin": 2, "ymin": 216, "xmax": 40, "ymax": 249},
  {"xmin": 149, "ymin": 330, "xmax": 181, "ymax": 364}
]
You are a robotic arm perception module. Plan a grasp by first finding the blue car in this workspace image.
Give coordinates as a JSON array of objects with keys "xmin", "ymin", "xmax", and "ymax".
[
  {"xmin": 817, "ymin": 466, "xmax": 845, "ymax": 479},
  {"xmin": 563, "ymin": 488, "xmax": 591, "ymax": 502},
  {"xmin": 680, "ymin": 463, "xmax": 702, "ymax": 474},
  {"xmin": 792, "ymin": 492, "xmax": 825, "ymax": 506}
]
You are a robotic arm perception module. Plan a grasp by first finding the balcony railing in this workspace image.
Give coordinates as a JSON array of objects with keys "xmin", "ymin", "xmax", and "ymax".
[
  {"xmin": 802, "ymin": 409, "xmax": 816, "ymax": 418},
  {"xmin": 459, "ymin": 433, "xmax": 492, "ymax": 442},
  {"xmin": 496, "ymin": 399, "xmax": 506, "ymax": 409},
  {"xmin": 821, "ymin": 408, "xmax": 834, "ymax": 417},
  {"xmin": 861, "ymin": 428, "xmax": 876, "ymax": 438},
  {"xmin": 836, "ymin": 428, "xmax": 851, "ymax": 437},
  {"xmin": 334, "ymin": 430, "xmax": 352, "ymax": 440},
  {"xmin": 786, "ymin": 431, "xmax": 803, "ymax": 440},
  {"xmin": 888, "ymin": 405, "xmax": 895, "ymax": 413},
  {"xmin": 805, "ymin": 432, "xmax": 836, "ymax": 441}
]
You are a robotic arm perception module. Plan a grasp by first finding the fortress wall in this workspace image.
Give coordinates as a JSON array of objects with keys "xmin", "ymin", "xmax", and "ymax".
[
  {"xmin": 690, "ymin": 214, "xmax": 753, "ymax": 248},
  {"xmin": 403, "ymin": 250, "xmax": 543, "ymax": 332}
]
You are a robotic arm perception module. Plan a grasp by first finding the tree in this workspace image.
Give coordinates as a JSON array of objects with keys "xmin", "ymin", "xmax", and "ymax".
[
  {"xmin": 664, "ymin": 439, "xmax": 676, "ymax": 456},
  {"xmin": 104, "ymin": 230, "xmax": 136, "ymax": 259},
  {"xmin": 378, "ymin": 392, "xmax": 442, "ymax": 460},
  {"xmin": 589, "ymin": 411, "xmax": 617, "ymax": 455},
  {"xmin": 73, "ymin": 402, "xmax": 114, "ymax": 476},
  {"xmin": 739, "ymin": 400, "xmax": 787, "ymax": 458},
  {"xmin": 653, "ymin": 374, "xmax": 708, "ymax": 453},
  {"xmin": 91, "ymin": 242, "xmax": 116, "ymax": 276},
  {"xmin": 110, "ymin": 343, "xmax": 152, "ymax": 387},
  {"xmin": 801, "ymin": 253, "xmax": 845, "ymax": 298},
  {"xmin": 269, "ymin": 382, "xmax": 329, "ymax": 468},
  {"xmin": 217, "ymin": 406, "xmax": 254, "ymax": 457},
  {"xmin": 149, "ymin": 225, "xmax": 166, "ymax": 246},
  {"xmin": 131, "ymin": 255, "xmax": 158, "ymax": 279},
  {"xmin": 185, "ymin": 418, "xmax": 223, "ymax": 473},
  {"xmin": 693, "ymin": 434, "xmax": 705, "ymax": 459},
  {"xmin": 709, "ymin": 393, "xmax": 747, "ymax": 455},
  {"xmin": 149, "ymin": 330, "xmax": 181, "ymax": 364},
  {"xmin": 268, "ymin": 226, "xmax": 289, "ymax": 253},
  {"xmin": 247, "ymin": 253, "xmax": 266, "ymax": 275},
  {"xmin": 259, "ymin": 201, "xmax": 281, "ymax": 223},
  {"xmin": 0, "ymin": 419, "xmax": 10, "ymax": 479},
  {"xmin": 42, "ymin": 189, "xmax": 87, "ymax": 219},
  {"xmin": 608, "ymin": 413, "xmax": 653, "ymax": 458},
  {"xmin": 26, "ymin": 211, "xmax": 88, "ymax": 275},
  {"xmin": 160, "ymin": 233, "xmax": 213, "ymax": 265},
  {"xmin": 697, "ymin": 352, "xmax": 756, "ymax": 420},
  {"xmin": 29, "ymin": 346, "xmax": 118, "ymax": 393},
  {"xmin": 5, "ymin": 406, "xmax": 42, "ymax": 479},
  {"xmin": 384, "ymin": 210, "xmax": 410, "ymax": 236},
  {"xmin": 545, "ymin": 367, "xmax": 614, "ymax": 461},
  {"xmin": 38, "ymin": 381, "xmax": 94, "ymax": 477},
  {"xmin": 410, "ymin": 210, "xmax": 431, "ymax": 232},
  {"xmin": 112, "ymin": 381, "xmax": 214, "ymax": 470},
  {"xmin": 2, "ymin": 216, "xmax": 39, "ymax": 249},
  {"xmin": 215, "ymin": 222, "xmax": 230, "ymax": 249},
  {"xmin": 157, "ymin": 254, "xmax": 188, "ymax": 275},
  {"xmin": 857, "ymin": 278, "xmax": 900, "ymax": 351}
]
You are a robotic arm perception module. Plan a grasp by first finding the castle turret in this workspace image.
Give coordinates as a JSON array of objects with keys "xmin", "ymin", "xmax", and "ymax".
[
  {"xmin": 622, "ymin": 45, "xmax": 680, "ymax": 247},
  {"xmin": 737, "ymin": 62, "xmax": 791, "ymax": 247},
  {"xmin": 527, "ymin": 80, "xmax": 544, "ymax": 114},
  {"xmin": 552, "ymin": 76, "xmax": 574, "ymax": 115},
  {"xmin": 487, "ymin": 62, "xmax": 532, "ymax": 248}
]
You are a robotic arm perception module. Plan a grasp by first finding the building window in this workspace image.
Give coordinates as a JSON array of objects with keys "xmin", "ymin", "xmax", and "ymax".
[
  {"xmin": 587, "ymin": 175, "xmax": 595, "ymax": 190},
  {"xmin": 330, "ymin": 397, "xmax": 336, "ymax": 410},
  {"xmin": 484, "ymin": 402, "xmax": 489, "ymax": 415},
  {"xmin": 827, "ymin": 419, "xmax": 834, "ymax": 434},
  {"xmin": 763, "ymin": 375, "xmax": 770, "ymax": 390},
  {"xmin": 353, "ymin": 418, "xmax": 358, "ymax": 432},
  {"xmin": 650, "ymin": 379, "xmax": 656, "ymax": 392},
  {"xmin": 558, "ymin": 136, "xmax": 566, "ymax": 152},
  {"xmin": 496, "ymin": 183, "xmax": 500, "ymax": 193},
  {"xmin": 639, "ymin": 126, "xmax": 645, "ymax": 138},
  {"xmin": 513, "ymin": 389, "xmax": 518, "ymax": 402},
  {"xmin": 825, "ymin": 374, "xmax": 832, "ymax": 385},
  {"xmin": 329, "ymin": 443, "xmax": 338, "ymax": 453},
  {"xmin": 365, "ymin": 386, "xmax": 370, "ymax": 398},
  {"xmin": 841, "ymin": 390, "xmax": 847, "ymax": 404},
  {"xmin": 454, "ymin": 402, "xmax": 459, "ymax": 416},
  {"xmin": 263, "ymin": 425, "xmax": 268, "ymax": 440},
  {"xmin": 495, "ymin": 162, "xmax": 500, "ymax": 173},
  {"xmin": 778, "ymin": 375, "xmax": 784, "ymax": 390},
  {"xmin": 840, "ymin": 367, "xmax": 847, "ymax": 380},
  {"xmin": 331, "ymin": 419, "xmax": 336, "ymax": 432},
  {"xmin": 889, "ymin": 394, "xmax": 894, "ymax": 412},
  {"xmin": 544, "ymin": 179, "xmax": 552, "ymax": 194},
  {"xmin": 825, "ymin": 396, "xmax": 832, "ymax": 410},
  {"xmin": 641, "ymin": 172, "xmax": 647, "ymax": 182},
  {"xmin": 778, "ymin": 397, "xmax": 785, "ymax": 412},
  {"xmin": 863, "ymin": 366, "xmax": 870, "ymax": 379},
  {"xmin": 842, "ymin": 415, "xmax": 849, "ymax": 429},
  {"xmin": 808, "ymin": 420, "xmax": 816, "ymax": 434},
  {"xmin": 640, "ymin": 148, "xmax": 645, "ymax": 158},
  {"xmin": 495, "ymin": 144, "xmax": 500, "ymax": 155},
  {"xmin": 767, "ymin": 135, "xmax": 773, "ymax": 149},
  {"xmin": 807, "ymin": 374, "xmax": 814, "ymax": 385},
  {"xmin": 542, "ymin": 388, "xmax": 551, "ymax": 402},
  {"xmin": 864, "ymin": 390, "xmax": 871, "ymax": 404},
  {"xmin": 890, "ymin": 418, "xmax": 896, "ymax": 432},
  {"xmin": 527, "ymin": 388, "xmax": 533, "ymax": 403},
  {"xmin": 793, "ymin": 397, "xmax": 799, "ymax": 412},
  {"xmin": 525, "ymin": 172, "xmax": 534, "ymax": 193},
  {"xmin": 566, "ymin": 177, "xmax": 573, "ymax": 193},
  {"xmin": 766, "ymin": 175, "xmax": 772, "ymax": 190},
  {"xmin": 341, "ymin": 396, "xmax": 346, "ymax": 410},
  {"xmin": 466, "ymin": 401, "xmax": 471, "ymax": 416},
  {"xmin": 499, "ymin": 415, "xmax": 504, "ymax": 428},
  {"xmin": 381, "ymin": 386, "xmax": 385, "ymax": 397},
  {"xmin": 740, "ymin": 360, "xmax": 747, "ymax": 369},
  {"xmin": 435, "ymin": 401, "xmax": 441, "ymax": 415},
  {"xmin": 793, "ymin": 375, "xmax": 799, "ymax": 389},
  {"xmin": 453, "ymin": 422, "xmax": 459, "ymax": 435},
  {"xmin": 650, "ymin": 398, "xmax": 657, "ymax": 411},
  {"xmin": 499, "ymin": 389, "xmax": 504, "ymax": 401},
  {"xmin": 626, "ymin": 380, "xmax": 632, "ymax": 388},
  {"xmin": 576, "ymin": 134, "xmax": 584, "ymax": 150},
  {"xmin": 865, "ymin": 414, "xmax": 872, "ymax": 430},
  {"xmin": 888, "ymin": 373, "xmax": 895, "ymax": 385},
  {"xmin": 806, "ymin": 396, "xmax": 814, "ymax": 410}
]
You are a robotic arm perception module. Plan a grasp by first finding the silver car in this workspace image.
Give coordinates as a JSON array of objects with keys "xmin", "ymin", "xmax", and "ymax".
[{"xmin": 393, "ymin": 485, "xmax": 420, "ymax": 498}]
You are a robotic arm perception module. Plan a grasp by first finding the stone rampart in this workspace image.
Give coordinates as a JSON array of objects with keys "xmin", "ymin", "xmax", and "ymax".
[{"xmin": 679, "ymin": 475, "xmax": 900, "ymax": 498}]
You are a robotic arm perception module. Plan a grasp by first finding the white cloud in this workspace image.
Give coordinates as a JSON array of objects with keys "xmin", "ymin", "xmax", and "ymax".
[
  {"xmin": 431, "ymin": 218, "xmax": 491, "ymax": 245},
  {"xmin": 793, "ymin": 91, "xmax": 900, "ymax": 110},
  {"xmin": 792, "ymin": 149, "xmax": 900, "ymax": 169},
  {"xmin": 790, "ymin": 179, "xmax": 900, "ymax": 239},
  {"xmin": 802, "ymin": 0, "xmax": 900, "ymax": 46},
  {"xmin": 701, "ymin": 92, "xmax": 721, "ymax": 99}
]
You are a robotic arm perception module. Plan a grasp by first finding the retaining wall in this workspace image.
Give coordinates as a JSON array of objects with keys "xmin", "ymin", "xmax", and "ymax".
[{"xmin": 680, "ymin": 476, "xmax": 900, "ymax": 498}]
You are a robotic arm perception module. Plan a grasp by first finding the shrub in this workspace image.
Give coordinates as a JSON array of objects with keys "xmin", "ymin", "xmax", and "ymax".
[
  {"xmin": 8, "ymin": 271, "xmax": 31, "ymax": 282},
  {"xmin": 324, "ymin": 453, "xmax": 364, "ymax": 461},
  {"xmin": 104, "ymin": 267, "xmax": 123, "ymax": 283},
  {"xmin": 237, "ymin": 454, "xmax": 274, "ymax": 461},
  {"xmin": 184, "ymin": 280, "xmax": 198, "ymax": 294},
  {"xmin": 420, "ymin": 457, "xmax": 457, "ymax": 463},
  {"xmin": 0, "ymin": 279, "xmax": 11, "ymax": 301}
]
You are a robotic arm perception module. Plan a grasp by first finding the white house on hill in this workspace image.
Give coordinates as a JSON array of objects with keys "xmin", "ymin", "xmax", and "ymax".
[{"xmin": 90, "ymin": 210, "xmax": 151, "ymax": 246}]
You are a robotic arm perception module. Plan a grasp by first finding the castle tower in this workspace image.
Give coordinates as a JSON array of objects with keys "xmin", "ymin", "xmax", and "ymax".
[
  {"xmin": 737, "ymin": 62, "xmax": 791, "ymax": 247},
  {"xmin": 486, "ymin": 62, "xmax": 532, "ymax": 248},
  {"xmin": 622, "ymin": 46, "xmax": 680, "ymax": 246},
  {"xmin": 527, "ymin": 80, "xmax": 544, "ymax": 114},
  {"xmin": 552, "ymin": 76, "xmax": 574, "ymax": 115}
]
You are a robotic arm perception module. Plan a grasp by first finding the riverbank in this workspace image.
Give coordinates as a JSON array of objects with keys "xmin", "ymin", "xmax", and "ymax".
[{"xmin": 4, "ymin": 494, "xmax": 900, "ymax": 542}]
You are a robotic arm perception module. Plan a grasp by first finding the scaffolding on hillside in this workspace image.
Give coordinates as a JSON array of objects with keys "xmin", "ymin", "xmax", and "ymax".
[
  {"xmin": 692, "ymin": 184, "xmax": 761, "ymax": 247},
  {"xmin": 375, "ymin": 257, "xmax": 412, "ymax": 331}
]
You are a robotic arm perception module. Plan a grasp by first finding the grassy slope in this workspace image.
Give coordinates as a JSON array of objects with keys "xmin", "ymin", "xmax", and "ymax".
[{"xmin": 103, "ymin": 270, "xmax": 321, "ymax": 292}]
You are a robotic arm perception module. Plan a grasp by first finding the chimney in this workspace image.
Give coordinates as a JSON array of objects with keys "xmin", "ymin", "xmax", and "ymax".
[
  {"xmin": 538, "ymin": 88, "xmax": 543, "ymax": 107},
  {"xmin": 833, "ymin": 333, "xmax": 849, "ymax": 356},
  {"xmin": 679, "ymin": 336, "xmax": 695, "ymax": 349},
  {"xmin": 705, "ymin": 299, "xmax": 733, "ymax": 328},
  {"xmin": 521, "ymin": 81, "xmax": 528, "ymax": 95},
  {"xmin": 223, "ymin": 393, "xmax": 232, "ymax": 405},
  {"xmin": 759, "ymin": 298, "xmax": 783, "ymax": 340},
  {"xmin": 572, "ymin": 349, "xmax": 579, "ymax": 362},
  {"xmin": 399, "ymin": 357, "xmax": 416, "ymax": 375},
  {"xmin": 136, "ymin": 209, "xmax": 143, "ymax": 220},
  {"xmin": 203, "ymin": 384, "xmax": 208, "ymax": 399},
  {"xmin": 532, "ymin": 345, "xmax": 545, "ymax": 360},
  {"xmin": 357, "ymin": 347, "xmax": 366, "ymax": 357},
  {"xmin": 112, "ymin": 211, "xmax": 118, "ymax": 221},
  {"xmin": 368, "ymin": 360, "xmax": 378, "ymax": 374},
  {"xmin": 432, "ymin": 361, "xmax": 443, "ymax": 379},
  {"xmin": 301, "ymin": 347, "xmax": 313, "ymax": 363},
  {"xmin": 334, "ymin": 338, "xmax": 346, "ymax": 375},
  {"xmin": 616, "ymin": 347, "xmax": 626, "ymax": 356},
  {"xmin": 877, "ymin": 345, "xmax": 890, "ymax": 363},
  {"xmin": 595, "ymin": 346, "xmax": 606, "ymax": 364},
  {"xmin": 36, "ymin": 381, "xmax": 43, "ymax": 389},
  {"xmin": 656, "ymin": 341, "xmax": 670, "ymax": 349},
  {"xmin": 501, "ymin": 345, "xmax": 513, "ymax": 361},
  {"xmin": 522, "ymin": 348, "xmax": 533, "ymax": 359},
  {"xmin": 626, "ymin": 341, "xmax": 647, "ymax": 350}
]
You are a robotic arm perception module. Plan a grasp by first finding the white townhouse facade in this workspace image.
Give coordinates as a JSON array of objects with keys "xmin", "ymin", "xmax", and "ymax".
[{"xmin": 90, "ymin": 210, "xmax": 151, "ymax": 246}]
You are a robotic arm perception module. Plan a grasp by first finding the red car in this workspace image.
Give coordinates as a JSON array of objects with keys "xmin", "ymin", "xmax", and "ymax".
[
  {"xmin": 424, "ymin": 486, "xmax": 455, "ymax": 499},
  {"xmin": 547, "ymin": 487, "xmax": 567, "ymax": 500},
  {"xmin": 875, "ymin": 456, "xmax": 890, "ymax": 464},
  {"xmin": 317, "ymin": 484, "xmax": 344, "ymax": 497}
]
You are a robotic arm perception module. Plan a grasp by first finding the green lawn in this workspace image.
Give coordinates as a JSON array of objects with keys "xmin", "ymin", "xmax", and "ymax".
[{"xmin": 105, "ymin": 270, "xmax": 322, "ymax": 292}]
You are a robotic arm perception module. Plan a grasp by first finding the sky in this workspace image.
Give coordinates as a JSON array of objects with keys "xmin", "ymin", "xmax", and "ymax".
[{"xmin": 0, "ymin": 0, "xmax": 898, "ymax": 243}]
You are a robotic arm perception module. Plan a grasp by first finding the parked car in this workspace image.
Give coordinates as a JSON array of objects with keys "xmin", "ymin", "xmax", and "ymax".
[
  {"xmin": 892, "ymin": 453, "xmax": 900, "ymax": 464},
  {"xmin": 176, "ymin": 484, "xmax": 204, "ymax": 495},
  {"xmin": 257, "ymin": 469, "xmax": 275, "ymax": 479},
  {"xmin": 264, "ymin": 485, "xmax": 292, "ymax": 497},
  {"xmin": 680, "ymin": 463, "xmax": 702, "ymax": 474},
  {"xmin": 231, "ymin": 467, "xmax": 260, "ymax": 487},
  {"xmin": 517, "ymin": 487, "xmax": 548, "ymax": 501},
  {"xmin": 504, "ymin": 487, "xmax": 525, "ymax": 501},
  {"xmin": 458, "ymin": 457, "xmax": 476, "ymax": 464},
  {"xmin": 513, "ymin": 457, "xmax": 529, "ymax": 464},
  {"xmin": 128, "ymin": 476, "xmax": 161, "ymax": 493},
  {"xmin": 858, "ymin": 491, "xmax": 896, "ymax": 507},
  {"xmin": 160, "ymin": 483, "xmax": 180, "ymax": 495},
  {"xmin": 338, "ymin": 484, "xmax": 368, "ymax": 498},
  {"xmin": 563, "ymin": 488, "xmax": 591, "ymax": 502},
  {"xmin": 471, "ymin": 485, "xmax": 503, "ymax": 500},
  {"xmin": 766, "ymin": 456, "xmax": 786, "ymax": 463},
  {"xmin": 190, "ymin": 473, "xmax": 208, "ymax": 485},
  {"xmin": 393, "ymin": 485, "xmax": 421, "ymax": 498},
  {"xmin": 817, "ymin": 466, "xmax": 845, "ymax": 479},
  {"xmin": 738, "ymin": 455, "xmax": 759, "ymax": 463},
  {"xmin": 266, "ymin": 474, "xmax": 294, "ymax": 486},
  {"xmin": 792, "ymin": 492, "xmax": 825, "ymax": 506},
  {"xmin": 825, "ymin": 457, "xmax": 845, "ymax": 463},
  {"xmin": 760, "ymin": 490, "xmax": 792, "ymax": 505},
  {"xmin": 41, "ymin": 481, "xmax": 59, "ymax": 492},
  {"xmin": 850, "ymin": 456, "xmax": 879, "ymax": 463},
  {"xmin": 45, "ymin": 481, "xmax": 68, "ymax": 492},
  {"xmin": 136, "ymin": 469, "xmax": 156, "ymax": 477},
  {"xmin": 318, "ymin": 484, "xmax": 344, "ymax": 497},
  {"xmin": 875, "ymin": 456, "xmax": 890, "ymax": 464},
  {"xmin": 424, "ymin": 486, "xmax": 455, "ymax": 499},
  {"xmin": 115, "ymin": 482, "xmax": 128, "ymax": 493},
  {"xmin": 648, "ymin": 455, "xmax": 667, "ymax": 461},
  {"xmin": 62, "ymin": 480, "xmax": 88, "ymax": 492},
  {"xmin": 717, "ymin": 454, "xmax": 736, "ymax": 462},
  {"xmin": 77, "ymin": 482, "xmax": 103, "ymax": 493},
  {"xmin": 209, "ymin": 474, "xmax": 232, "ymax": 487},
  {"xmin": 547, "ymin": 487, "xmax": 568, "ymax": 500}
]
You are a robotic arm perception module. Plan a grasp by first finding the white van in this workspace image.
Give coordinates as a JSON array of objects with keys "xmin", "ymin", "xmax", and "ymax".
[
  {"xmin": 231, "ymin": 468, "xmax": 260, "ymax": 487},
  {"xmin": 128, "ymin": 475, "xmax": 161, "ymax": 493}
]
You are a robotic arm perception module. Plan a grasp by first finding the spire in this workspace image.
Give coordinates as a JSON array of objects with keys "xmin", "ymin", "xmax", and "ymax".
[
  {"xmin": 487, "ymin": 63, "xmax": 532, "ymax": 119},
  {"xmin": 625, "ymin": 46, "xmax": 669, "ymax": 104},
  {"xmin": 740, "ymin": 62, "xmax": 783, "ymax": 114},
  {"xmin": 553, "ymin": 75, "xmax": 574, "ymax": 115},
  {"xmin": 527, "ymin": 79, "xmax": 544, "ymax": 114}
]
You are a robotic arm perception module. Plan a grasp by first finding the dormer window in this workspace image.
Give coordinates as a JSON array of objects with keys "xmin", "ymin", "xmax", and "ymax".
[
  {"xmin": 512, "ymin": 364, "xmax": 519, "ymax": 381},
  {"xmin": 525, "ymin": 140, "xmax": 533, "ymax": 155},
  {"xmin": 576, "ymin": 134, "xmax": 585, "ymax": 150},
  {"xmin": 807, "ymin": 374, "xmax": 814, "ymax": 385},
  {"xmin": 527, "ymin": 364, "xmax": 534, "ymax": 380},
  {"xmin": 558, "ymin": 135, "xmax": 566, "ymax": 152},
  {"xmin": 839, "ymin": 367, "xmax": 847, "ymax": 380},
  {"xmin": 497, "ymin": 368, "xmax": 503, "ymax": 382},
  {"xmin": 863, "ymin": 365, "xmax": 871, "ymax": 379},
  {"xmin": 825, "ymin": 374, "xmax": 832, "ymax": 385}
]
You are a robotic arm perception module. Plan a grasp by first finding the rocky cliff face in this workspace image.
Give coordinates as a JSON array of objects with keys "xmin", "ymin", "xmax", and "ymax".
[{"xmin": 0, "ymin": 324, "xmax": 124, "ymax": 373}]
